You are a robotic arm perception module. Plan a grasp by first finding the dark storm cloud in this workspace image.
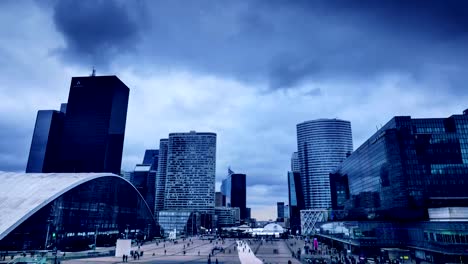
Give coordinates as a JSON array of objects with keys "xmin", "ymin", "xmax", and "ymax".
[
  {"xmin": 52, "ymin": 0, "xmax": 147, "ymax": 68},
  {"xmin": 49, "ymin": 0, "xmax": 468, "ymax": 91}
]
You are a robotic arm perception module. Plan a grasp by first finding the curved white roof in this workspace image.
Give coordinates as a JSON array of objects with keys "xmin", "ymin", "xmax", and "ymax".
[{"xmin": 0, "ymin": 172, "xmax": 126, "ymax": 240}]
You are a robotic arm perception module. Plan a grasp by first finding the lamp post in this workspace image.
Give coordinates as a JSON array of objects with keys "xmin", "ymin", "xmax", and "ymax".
[
  {"xmin": 94, "ymin": 225, "xmax": 99, "ymax": 251},
  {"xmin": 44, "ymin": 220, "xmax": 52, "ymax": 250}
]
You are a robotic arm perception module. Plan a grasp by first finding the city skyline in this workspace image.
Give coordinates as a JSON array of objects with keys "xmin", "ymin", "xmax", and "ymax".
[{"xmin": 1, "ymin": 1, "xmax": 468, "ymax": 221}]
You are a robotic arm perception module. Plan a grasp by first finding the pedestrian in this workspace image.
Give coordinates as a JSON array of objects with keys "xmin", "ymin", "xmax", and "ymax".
[
  {"xmin": 164, "ymin": 249, "xmax": 167, "ymax": 255},
  {"xmin": 122, "ymin": 254, "xmax": 125, "ymax": 262}
]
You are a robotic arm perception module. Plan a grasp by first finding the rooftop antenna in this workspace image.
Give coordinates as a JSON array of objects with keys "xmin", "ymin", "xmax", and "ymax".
[{"xmin": 91, "ymin": 66, "xmax": 96, "ymax": 77}]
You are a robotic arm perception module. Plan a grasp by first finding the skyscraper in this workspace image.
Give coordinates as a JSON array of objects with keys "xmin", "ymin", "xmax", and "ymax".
[
  {"xmin": 57, "ymin": 76, "xmax": 129, "ymax": 174},
  {"xmin": 26, "ymin": 75, "xmax": 130, "ymax": 174},
  {"xmin": 277, "ymin": 202, "xmax": 285, "ymax": 220},
  {"xmin": 215, "ymin": 192, "xmax": 226, "ymax": 207},
  {"xmin": 297, "ymin": 119, "xmax": 353, "ymax": 209},
  {"xmin": 288, "ymin": 171, "xmax": 304, "ymax": 234},
  {"xmin": 220, "ymin": 168, "xmax": 234, "ymax": 206},
  {"xmin": 26, "ymin": 110, "xmax": 64, "ymax": 173},
  {"xmin": 230, "ymin": 173, "xmax": 247, "ymax": 220},
  {"xmin": 131, "ymin": 164, "xmax": 156, "ymax": 215},
  {"xmin": 155, "ymin": 139, "xmax": 168, "ymax": 213},
  {"xmin": 142, "ymin": 149, "xmax": 159, "ymax": 170},
  {"xmin": 163, "ymin": 131, "xmax": 216, "ymax": 215},
  {"xmin": 291, "ymin": 152, "xmax": 300, "ymax": 173}
]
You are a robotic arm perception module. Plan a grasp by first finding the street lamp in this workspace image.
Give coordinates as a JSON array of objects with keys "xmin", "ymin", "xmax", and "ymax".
[
  {"xmin": 94, "ymin": 225, "xmax": 99, "ymax": 251},
  {"xmin": 44, "ymin": 220, "xmax": 52, "ymax": 250}
]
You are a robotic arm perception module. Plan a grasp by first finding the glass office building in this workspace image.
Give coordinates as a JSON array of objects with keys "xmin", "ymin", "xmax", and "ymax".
[
  {"xmin": 291, "ymin": 152, "xmax": 300, "ymax": 173},
  {"xmin": 297, "ymin": 119, "xmax": 353, "ymax": 209},
  {"xmin": 131, "ymin": 165, "xmax": 157, "ymax": 215},
  {"xmin": 0, "ymin": 172, "xmax": 158, "ymax": 251},
  {"xmin": 331, "ymin": 111, "xmax": 468, "ymax": 220},
  {"xmin": 26, "ymin": 110, "xmax": 65, "ymax": 173},
  {"xmin": 155, "ymin": 139, "xmax": 168, "ymax": 213},
  {"xmin": 142, "ymin": 149, "xmax": 159, "ymax": 170},
  {"xmin": 288, "ymin": 171, "xmax": 304, "ymax": 235}
]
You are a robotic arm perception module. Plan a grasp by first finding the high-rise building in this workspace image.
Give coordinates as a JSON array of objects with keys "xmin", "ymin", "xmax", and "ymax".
[
  {"xmin": 26, "ymin": 75, "xmax": 130, "ymax": 174},
  {"xmin": 131, "ymin": 164, "xmax": 156, "ymax": 215},
  {"xmin": 230, "ymin": 173, "xmax": 247, "ymax": 220},
  {"xmin": 215, "ymin": 192, "xmax": 226, "ymax": 207},
  {"xmin": 142, "ymin": 149, "xmax": 159, "ymax": 170},
  {"xmin": 221, "ymin": 169, "xmax": 248, "ymax": 220},
  {"xmin": 155, "ymin": 139, "xmax": 168, "ymax": 213},
  {"xmin": 288, "ymin": 171, "xmax": 304, "ymax": 234},
  {"xmin": 330, "ymin": 111, "xmax": 468, "ymax": 221},
  {"xmin": 296, "ymin": 119, "xmax": 353, "ymax": 209},
  {"xmin": 220, "ymin": 167, "xmax": 234, "ymax": 206},
  {"xmin": 26, "ymin": 110, "xmax": 65, "ymax": 173},
  {"xmin": 291, "ymin": 152, "xmax": 300, "ymax": 173},
  {"xmin": 277, "ymin": 202, "xmax": 285, "ymax": 220},
  {"xmin": 163, "ymin": 131, "xmax": 216, "ymax": 215}
]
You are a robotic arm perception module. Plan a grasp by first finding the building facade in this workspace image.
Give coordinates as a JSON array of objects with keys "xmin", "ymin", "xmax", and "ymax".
[
  {"xmin": 288, "ymin": 171, "xmax": 305, "ymax": 235},
  {"xmin": 142, "ymin": 149, "xmax": 159, "ymax": 170},
  {"xmin": 230, "ymin": 173, "xmax": 247, "ymax": 220},
  {"xmin": 26, "ymin": 110, "xmax": 65, "ymax": 173},
  {"xmin": 131, "ymin": 164, "xmax": 157, "ymax": 215},
  {"xmin": 155, "ymin": 139, "xmax": 169, "ymax": 213},
  {"xmin": 215, "ymin": 207, "xmax": 240, "ymax": 227},
  {"xmin": 297, "ymin": 119, "xmax": 353, "ymax": 209},
  {"xmin": 291, "ymin": 152, "xmax": 300, "ymax": 173},
  {"xmin": 277, "ymin": 202, "xmax": 285, "ymax": 220},
  {"xmin": 164, "ymin": 131, "xmax": 216, "ymax": 215},
  {"xmin": 330, "ymin": 112, "xmax": 468, "ymax": 221},
  {"xmin": 26, "ymin": 75, "xmax": 129, "ymax": 174},
  {"xmin": 215, "ymin": 192, "xmax": 226, "ymax": 207}
]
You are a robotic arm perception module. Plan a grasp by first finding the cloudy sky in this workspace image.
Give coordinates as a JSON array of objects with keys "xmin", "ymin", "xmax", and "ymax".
[{"xmin": 1, "ymin": 0, "xmax": 468, "ymax": 220}]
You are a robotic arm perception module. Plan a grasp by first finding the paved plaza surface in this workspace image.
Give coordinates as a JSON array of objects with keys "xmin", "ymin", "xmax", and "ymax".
[
  {"xmin": 59, "ymin": 237, "xmax": 305, "ymax": 264},
  {"xmin": 63, "ymin": 237, "xmax": 242, "ymax": 264}
]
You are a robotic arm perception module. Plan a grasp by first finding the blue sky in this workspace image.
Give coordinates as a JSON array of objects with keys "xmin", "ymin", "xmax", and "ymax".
[{"xmin": 1, "ymin": 0, "xmax": 468, "ymax": 220}]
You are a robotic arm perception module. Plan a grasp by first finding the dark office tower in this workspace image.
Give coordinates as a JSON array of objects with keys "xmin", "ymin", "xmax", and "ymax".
[
  {"xmin": 288, "ymin": 171, "xmax": 304, "ymax": 234},
  {"xmin": 142, "ymin": 149, "xmax": 159, "ymax": 170},
  {"xmin": 155, "ymin": 139, "xmax": 168, "ymax": 213},
  {"xmin": 55, "ymin": 76, "xmax": 129, "ymax": 174},
  {"xmin": 297, "ymin": 119, "xmax": 353, "ymax": 209},
  {"xmin": 26, "ymin": 110, "xmax": 64, "ymax": 173},
  {"xmin": 230, "ymin": 173, "xmax": 247, "ymax": 220},
  {"xmin": 277, "ymin": 202, "xmax": 285, "ymax": 220},
  {"xmin": 60, "ymin": 103, "xmax": 67, "ymax": 114},
  {"xmin": 215, "ymin": 192, "xmax": 226, "ymax": 207},
  {"xmin": 131, "ymin": 164, "xmax": 156, "ymax": 215}
]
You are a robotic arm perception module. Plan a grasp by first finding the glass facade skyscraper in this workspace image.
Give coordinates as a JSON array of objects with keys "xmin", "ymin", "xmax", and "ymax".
[
  {"xmin": 297, "ymin": 119, "xmax": 353, "ymax": 209},
  {"xmin": 26, "ymin": 110, "xmax": 64, "ymax": 173},
  {"xmin": 291, "ymin": 152, "xmax": 300, "ymax": 173},
  {"xmin": 155, "ymin": 139, "xmax": 168, "ymax": 213},
  {"xmin": 142, "ymin": 149, "xmax": 159, "ymax": 170},
  {"xmin": 163, "ymin": 131, "xmax": 216, "ymax": 215},
  {"xmin": 230, "ymin": 173, "xmax": 247, "ymax": 220},
  {"xmin": 331, "ymin": 111, "xmax": 468, "ymax": 220},
  {"xmin": 288, "ymin": 171, "xmax": 304, "ymax": 235}
]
